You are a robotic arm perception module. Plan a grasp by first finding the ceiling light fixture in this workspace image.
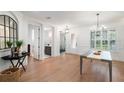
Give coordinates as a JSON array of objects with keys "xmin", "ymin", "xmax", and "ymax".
[
  {"xmin": 65, "ymin": 25, "xmax": 69, "ymax": 33},
  {"xmin": 91, "ymin": 13, "xmax": 107, "ymax": 31}
]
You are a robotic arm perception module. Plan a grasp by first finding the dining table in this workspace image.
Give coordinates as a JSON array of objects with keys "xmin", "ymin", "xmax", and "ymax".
[{"xmin": 80, "ymin": 50, "xmax": 112, "ymax": 82}]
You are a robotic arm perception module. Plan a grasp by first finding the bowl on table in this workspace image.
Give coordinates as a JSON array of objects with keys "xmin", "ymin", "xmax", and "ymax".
[{"xmin": 93, "ymin": 51, "xmax": 101, "ymax": 55}]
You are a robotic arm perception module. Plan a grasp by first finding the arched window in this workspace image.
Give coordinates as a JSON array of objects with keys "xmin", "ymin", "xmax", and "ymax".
[{"xmin": 0, "ymin": 15, "xmax": 18, "ymax": 49}]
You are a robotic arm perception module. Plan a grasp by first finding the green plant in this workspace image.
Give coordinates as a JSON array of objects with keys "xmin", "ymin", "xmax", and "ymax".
[
  {"xmin": 16, "ymin": 40, "xmax": 23, "ymax": 48},
  {"xmin": 6, "ymin": 41, "xmax": 13, "ymax": 48}
]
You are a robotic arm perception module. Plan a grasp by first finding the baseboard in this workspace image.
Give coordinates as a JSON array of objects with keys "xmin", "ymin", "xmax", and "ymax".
[
  {"xmin": 112, "ymin": 60, "xmax": 124, "ymax": 63},
  {"xmin": 65, "ymin": 53, "xmax": 80, "ymax": 56}
]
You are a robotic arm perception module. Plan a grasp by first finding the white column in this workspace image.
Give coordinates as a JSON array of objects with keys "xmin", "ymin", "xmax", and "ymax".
[
  {"xmin": 39, "ymin": 24, "xmax": 45, "ymax": 60},
  {"xmin": 65, "ymin": 31, "xmax": 71, "ymax": 53},
  {"xmin": 52, "ymin": 27, "xmax": 60, "ymax": 56}
]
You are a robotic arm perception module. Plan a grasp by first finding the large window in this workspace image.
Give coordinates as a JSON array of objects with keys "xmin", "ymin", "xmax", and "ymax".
[
  {"xmin": 0, "ymin": 15, "xmax": 17, "ymax": 49},
  {"xmin": 90, "ymin": 30, "xmax": 116, "ymax": 50}
]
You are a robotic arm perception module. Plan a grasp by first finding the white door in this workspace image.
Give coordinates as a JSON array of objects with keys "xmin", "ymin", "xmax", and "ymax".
[
  {"xmin": 28, "ymin": 24, "xmax": 41, "ymax": 60},
  {"xmin": 33, "ymin": 26, "xmax": 40, "ymax": 59}
]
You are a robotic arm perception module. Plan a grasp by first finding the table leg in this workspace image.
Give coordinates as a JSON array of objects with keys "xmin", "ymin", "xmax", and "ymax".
[
  {"xmin": 10, "ymin": 60, "xmax": 15, "ymax": 67},
  {"xmin": 80, "ymin": 56, "xmax": 83, "ymax": 75},
  {"xmin": 18, "ymin": 56, "xmax": 26, "ymax": 71},
  {"xmin": 15, "ymin": 59, "xmax": 20, "ymax": 67},
  {"xmin": 109, "ymin": 61, "xmax": 112, "ymax": 82},
  {"xmin": 21, "ymin": 63, "xmax": 26, "ymax": 71}
]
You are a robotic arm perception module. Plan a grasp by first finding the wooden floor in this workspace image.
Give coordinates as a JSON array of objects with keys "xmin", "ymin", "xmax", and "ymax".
[{"xmin": 20, "ymin": 54, "xmax": 124, "ymax": 82}]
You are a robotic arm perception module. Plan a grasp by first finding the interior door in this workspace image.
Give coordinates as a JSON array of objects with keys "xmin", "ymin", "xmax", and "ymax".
[{"xmin": 33, "ymin": 26, "xmax": 40, "ymax": 59}]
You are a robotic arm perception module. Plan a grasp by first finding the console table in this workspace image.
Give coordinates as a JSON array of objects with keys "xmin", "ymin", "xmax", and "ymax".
[{"xmin": 1, "ymin": 52, "xmax": 28, "ymax": 71}]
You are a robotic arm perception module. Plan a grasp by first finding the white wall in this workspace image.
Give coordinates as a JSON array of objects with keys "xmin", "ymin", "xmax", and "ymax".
[
  {"xmin": 44, "ymin": 30, "xmax": 52, "ymax": 46},
  {"xmin": 66, "ymin": 22, "xmax": 124, "ymax": 61},
  {"xmin": 66, "ymin": 26, "xmax": 90, "ymax": 54},
  {"xmin": 11, "ymin": 11, "xmax": 29, "ymax": 51}
]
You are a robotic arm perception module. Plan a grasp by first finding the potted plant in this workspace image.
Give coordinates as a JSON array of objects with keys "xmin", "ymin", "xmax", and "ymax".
[
  {"xmin": 15, "ymin": 40, "xmax": 23, "ymax": 53},
  {"xmin": 6, "ymin": 41, "xmax": 14, "ymax": 56},
  {"xmin": 6, "ymin": 41, "xmax": 13, "ymax": 48}
]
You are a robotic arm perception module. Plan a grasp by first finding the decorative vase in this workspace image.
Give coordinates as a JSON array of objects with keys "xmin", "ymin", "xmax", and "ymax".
[{"xmin": 16, "ymin": 47, "xmax": 20, "ymax": 54}]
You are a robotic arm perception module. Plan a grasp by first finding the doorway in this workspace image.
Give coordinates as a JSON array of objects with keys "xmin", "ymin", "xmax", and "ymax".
[
  {"xmin": 44, "ymin": 26, "xmax": 53, "ymax": 58},
  {"xmin": 60, "ymin": 31, "xmax": 66, "ymax": 54},
  {"xmin": 28, "ymin": 24, "xmax": 41, "ymax": 60}
]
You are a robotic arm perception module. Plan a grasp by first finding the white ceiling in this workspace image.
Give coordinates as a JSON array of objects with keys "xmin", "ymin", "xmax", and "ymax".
[{"xmin": 21, "ymin": 11, "xmax": 124, "ymax": 27}]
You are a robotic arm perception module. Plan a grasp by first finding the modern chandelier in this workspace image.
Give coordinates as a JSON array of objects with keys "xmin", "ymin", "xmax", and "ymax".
[
  {"xmin": 65, "ymin": 25, "xmax": 69, "ymax": 33},
  {"xmin": 90, "ymin": 13, "xmax": 107, "ymax": 32}
]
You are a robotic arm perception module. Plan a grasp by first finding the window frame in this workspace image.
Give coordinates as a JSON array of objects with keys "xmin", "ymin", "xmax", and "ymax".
[
  {"xmin": 90, "ymin": 30, "xmax": 116, "ymax": 50},
  {"xmin": 0, "ymin": 15, "xmax": 18, "ymax": 50}
]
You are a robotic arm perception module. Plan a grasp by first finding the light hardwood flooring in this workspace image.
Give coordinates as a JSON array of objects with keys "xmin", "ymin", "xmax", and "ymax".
[{"xmin": 20, "ymin": 54, "xmax": 124, "ymax": 82}]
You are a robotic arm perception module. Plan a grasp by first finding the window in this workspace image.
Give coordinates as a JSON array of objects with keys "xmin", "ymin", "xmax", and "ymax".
[
  {"xmin": 90, "ymin": 30, "xmax": 116, "ymax": 50},
  {"xmin": 0, "ymin": 15, "xmax": 18, "ymax": 49}
]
